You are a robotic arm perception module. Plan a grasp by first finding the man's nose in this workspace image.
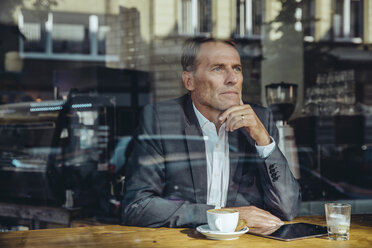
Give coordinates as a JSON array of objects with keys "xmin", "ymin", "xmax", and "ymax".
[{"xmin": 225, "ymin": 68, "xmax": 239, "ymax": 85}]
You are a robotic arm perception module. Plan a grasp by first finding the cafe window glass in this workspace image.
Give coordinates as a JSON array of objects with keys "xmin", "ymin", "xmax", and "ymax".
[
  {"xmin": 2, "ymin": 0, "xmax": 372, "ymax": 232},
  {"xmin": 179, "ymin": 0, "xmax": 212, "ymax": 34},
  {"xmin": 235, "ymin": 0, "xmax": 263, "ymax": 38},
  {"xmin": 333, "ymin": 0, "xmax": 363, "ymax": 42}
]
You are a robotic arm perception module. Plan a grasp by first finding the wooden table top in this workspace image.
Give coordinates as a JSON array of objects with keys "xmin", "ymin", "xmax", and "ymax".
[{"xmin": 1, "ymin": 215, "xmax": 372, "ymax": 248}]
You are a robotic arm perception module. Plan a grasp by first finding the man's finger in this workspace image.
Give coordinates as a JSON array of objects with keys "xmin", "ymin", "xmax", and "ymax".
[
  {"xmin": 224, "ymin": 109, "xmax": 255, "ymax": 131},
  {"xmin": 219, "ymin": 105, "xmax": 244, "ymax": 123},
  {"xmin": 229, "ymin": 116, "xmax": 256, "ymax": 132},
  {"xmin": 220, "ymin": 106, "xmax": 253, "ymax": 125}
]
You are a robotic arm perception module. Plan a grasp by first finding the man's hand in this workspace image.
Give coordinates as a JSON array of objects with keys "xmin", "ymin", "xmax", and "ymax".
[
  {"xmin": 218, "ymin": 100, "xmax": 270, "ymax": 146},
  {"xmin": 231, "ymin": 206, "xmax": 284, "ymax": 228}
]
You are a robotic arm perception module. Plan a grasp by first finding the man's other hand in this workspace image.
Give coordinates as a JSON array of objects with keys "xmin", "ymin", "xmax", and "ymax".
[{"xmin": 231, "ymin": 206, "xmax": 284, "ymax": 228}]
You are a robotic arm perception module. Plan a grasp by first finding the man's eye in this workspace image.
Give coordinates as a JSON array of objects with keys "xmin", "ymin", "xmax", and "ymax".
[
  {"xmin": 213, "ymin": 67, "xmax": 221, "ymax": 72},
  {"xmin": 234, "ymin": 67, "xmax": 242, "ymax": 72}
]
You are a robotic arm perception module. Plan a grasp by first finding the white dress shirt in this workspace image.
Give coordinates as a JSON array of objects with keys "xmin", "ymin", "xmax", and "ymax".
[{"xmin": 192, "ymin": 103, "xmax": 276, "ymax": 208}]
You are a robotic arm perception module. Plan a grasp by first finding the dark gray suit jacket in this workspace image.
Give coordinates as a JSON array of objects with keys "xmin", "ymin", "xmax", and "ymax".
[{"xmin": 122, "ymin": 94, "xmax": 301, "ymax": 227}]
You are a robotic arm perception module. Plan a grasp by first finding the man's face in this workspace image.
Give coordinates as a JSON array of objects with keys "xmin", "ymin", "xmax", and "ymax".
[{"xmin": 184, "ymin": 42, "xmax": 243, "ymax": 116}]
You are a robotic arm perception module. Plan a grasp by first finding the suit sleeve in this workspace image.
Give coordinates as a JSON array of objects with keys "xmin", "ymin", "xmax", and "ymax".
[
  {"xmin": 121, "ymin": 105, "xmax": 213, "ymax": 227},
  {"xmin": 256, "ymin": 109, "xmax": 301, "ymax": 220}
]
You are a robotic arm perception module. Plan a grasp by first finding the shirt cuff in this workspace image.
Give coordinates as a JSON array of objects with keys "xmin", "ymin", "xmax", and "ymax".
[{"xmin": 255, "ymin": 136, "xmax": 276, "ymax": 158}]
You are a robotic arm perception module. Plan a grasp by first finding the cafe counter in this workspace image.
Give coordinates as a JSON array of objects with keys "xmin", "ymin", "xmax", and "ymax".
[{"xmin": 1, "ymin": 215, "xmax": 372, "ymax": 247}]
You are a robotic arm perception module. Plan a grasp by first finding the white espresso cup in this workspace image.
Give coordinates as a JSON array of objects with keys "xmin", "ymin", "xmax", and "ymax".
[{"xmin": 207, "ymin": 208, "xmax": 239, "ymax": 232}]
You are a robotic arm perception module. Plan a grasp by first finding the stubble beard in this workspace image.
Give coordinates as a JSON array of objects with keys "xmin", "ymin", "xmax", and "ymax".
[{"xmin": 195, "ymin": 94, "xmax": 238, "ymax": 114}]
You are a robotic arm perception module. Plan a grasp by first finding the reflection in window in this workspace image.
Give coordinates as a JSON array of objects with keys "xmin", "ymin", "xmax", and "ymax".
[
  {"xmin": 19, "ymin": 10, "xmax": 47, "ymax": 52},
  {"xmin": 98, "ymin": 25, "xmax": 110, "ymax": 55},
  {"xmin": 179, "ymin": 0, "xmax": 212, "ymax": 34},
  {"xmin": 18, "ymin": 10, "xmax": 110, "ymax": 59},
  {"xmin": 52, "ymin": 12, "xmax": 89, "ymax": 54},
  {"xmin": 350, "ymin": 0, "xmax": 363, "ymax": 39},
  {"xmin": 333, "ymin": 0, "xmax": 363, "ymax": 42},
  {"xmin": 301, "ymin": 0, "xmax": 315, "ymax": 40},
  {"xmin": 236, "ymin": 0, "xmax": 263, "ymax": 38}
]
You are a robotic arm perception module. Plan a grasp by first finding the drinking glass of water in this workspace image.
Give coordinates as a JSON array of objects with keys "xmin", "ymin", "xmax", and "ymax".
[{"xmin": 325, "ymin": 203, "xmax": 351, "ymax": 240}]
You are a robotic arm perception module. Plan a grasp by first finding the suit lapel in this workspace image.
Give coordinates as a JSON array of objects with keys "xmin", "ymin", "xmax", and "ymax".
[
  {"xmin": 185, "ymin": 125, "xmax": 207, "ymax": 204},
  {"xmin": 183, "ymin": 95, "xmax": 208, "ymax": 204}
]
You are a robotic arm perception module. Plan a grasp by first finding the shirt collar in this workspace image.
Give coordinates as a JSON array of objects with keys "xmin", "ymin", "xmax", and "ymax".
[
  {"xmin": 192, "ymin": 102, "xmax": 226, "ymax": 133},
  {"xmin": 192, "ymin": 102, "xmax": 210, "ymax": 129}
]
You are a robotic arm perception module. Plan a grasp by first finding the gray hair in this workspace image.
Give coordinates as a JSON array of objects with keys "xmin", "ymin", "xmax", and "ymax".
[{"xmin": 181, "ymin": 37, "xmax": 238, "ymax": 72}]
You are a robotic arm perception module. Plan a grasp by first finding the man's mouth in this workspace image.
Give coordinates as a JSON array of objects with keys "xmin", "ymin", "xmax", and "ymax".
[{"xmin": 220, "ymin": 91, "xmax": 239, "ymax": 96}]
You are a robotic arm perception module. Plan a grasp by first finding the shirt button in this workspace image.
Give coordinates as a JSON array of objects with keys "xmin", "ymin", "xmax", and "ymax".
[{"xmin": 216, "ymin": 144, "xmax": 219, "ymax": 148}]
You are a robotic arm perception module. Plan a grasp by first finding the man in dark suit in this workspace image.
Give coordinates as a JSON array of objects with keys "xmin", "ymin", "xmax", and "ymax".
[{"xmin": 122, "ymin": 37, "xmax": 301, "ymax": 228}]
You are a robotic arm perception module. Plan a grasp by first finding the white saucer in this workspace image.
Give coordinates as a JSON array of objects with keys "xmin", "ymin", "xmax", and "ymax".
[{"xmin": 196, "ymin": 224, "xmax": 249, "ymax": 240}]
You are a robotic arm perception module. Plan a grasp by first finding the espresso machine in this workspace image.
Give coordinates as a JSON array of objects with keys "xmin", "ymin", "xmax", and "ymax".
[{"xmin": 266, "ymin": 82, "xmax": 300, "ymax": 179}]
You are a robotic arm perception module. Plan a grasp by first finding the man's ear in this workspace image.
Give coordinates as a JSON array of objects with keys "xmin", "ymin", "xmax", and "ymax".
[{"xmin": 182, "ymin": 71, "xmax": 195, "ymax": 91}]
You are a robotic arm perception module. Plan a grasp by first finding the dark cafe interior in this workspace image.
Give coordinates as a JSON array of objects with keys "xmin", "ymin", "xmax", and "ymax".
[{"xmin": 1, "ymin": 0, "xmax": 372, "ymax": 247}]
